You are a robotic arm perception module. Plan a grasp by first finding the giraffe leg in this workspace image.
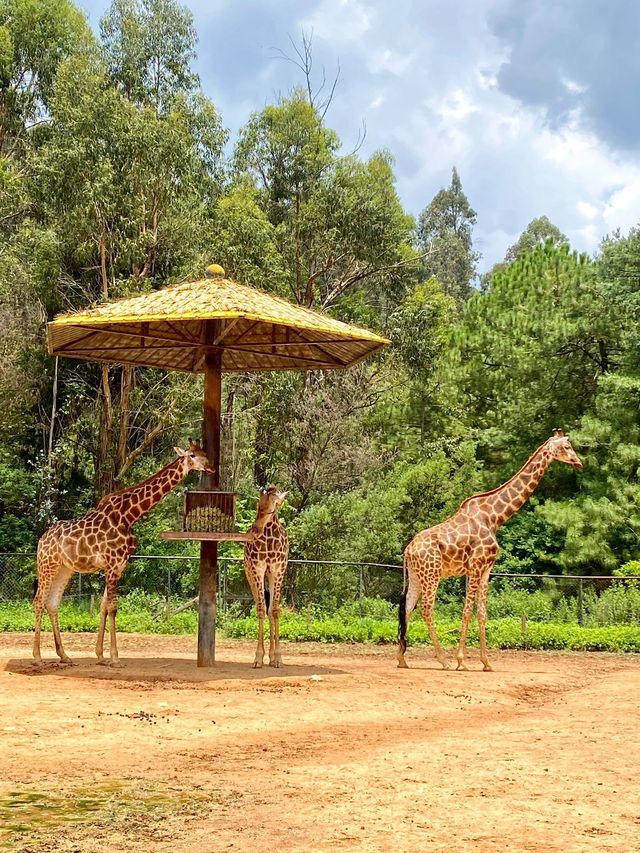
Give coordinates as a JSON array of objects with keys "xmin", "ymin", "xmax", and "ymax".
[
  {"xmin": 244, "ymin": 560, "xmax": 267, "ymax": 668},
  {"xmin": 456, "ymin": 573, "xmax": 482, "ymax": 671},
  {"xmin": 95, "ymin": 587, "xmax": 108, "ymax": 662},
  {"xmin": 97, "ymin": 573, "xmax": 123, "ymax": 667},
  {"xmin": 269, "ymin": 570, "xmax": 285, "ymax": 668},
  {"xmin": 397, "ymin": 571, "xmax": 420, "ymax": 668},
  {"xmin": 420, "ymin": 578, "xmax": 449, "ymax": 670},
  {"xmin": 253, "ymin": 582, "xmax": 267, "ymax": 669},
  {"xmin": 44, "ymin": 568, "xmax": 75, "ymax": 665},
  {"xmin": 477, "ymin": 570, "xmax": 494, "ymax": 672},
  {"xmin": 32, "ymin": 571, "xmax": 52, "ymax": 666}
]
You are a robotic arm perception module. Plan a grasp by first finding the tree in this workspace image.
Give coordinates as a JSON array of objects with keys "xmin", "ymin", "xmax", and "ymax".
[
  {"xmin": 233, "ymin": 91, "xmax": 416, "ymax": 311},
  {"xmin": 29, "ymin": 5, "xmax": 226, "ymax": 496},
  {"xmin": 0, "ymin": 0, "xmax": 90, "ymax": 151},
  {"xmin": 387, "ymin": 278, "xmax": 458, "ymax": 446},
  {"xmin": 505, "ymin": 216, "xmax": 568, "ymax": 263},
  {"xmin": 229, "ymin": 91, "xmax": 418, "ymax": 504},
  {"xmin": 452, "ymin": 243, "xmax": 617, "ymax": 477},
  {"xmin": 418, "ymin": 167, "xmax": 479, "ymax": 306},
  {"xmin": 100, "ymin": 0, "xmax": 197, "ymax": 114}
]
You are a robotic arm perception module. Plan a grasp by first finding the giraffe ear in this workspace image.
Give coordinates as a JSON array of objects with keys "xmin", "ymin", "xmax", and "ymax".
[{"xmin": 174, "ymin": 446, "xmax": 186, "ymax": 457}]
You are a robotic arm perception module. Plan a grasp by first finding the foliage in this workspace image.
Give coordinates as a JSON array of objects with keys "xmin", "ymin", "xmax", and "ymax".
[
  {"xmin": 505, "ymin": 217, "xmax": 568, "ymax": 263},
  {"xmin": 417, "ymin": 167, "xmax": 479, "ymax": 305},
  {"xmin": 1, "ymin": 0, "xmax": 640, "ymax": 589},
  {"xmin": 5, "ymin": 593, "xmax": 640, "ymax": 653}
]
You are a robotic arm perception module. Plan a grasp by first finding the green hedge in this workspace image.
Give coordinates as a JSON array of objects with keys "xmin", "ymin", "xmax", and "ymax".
[{"xmin": 2, "ymin": 599, "xmax": 640, "ymax": 652}]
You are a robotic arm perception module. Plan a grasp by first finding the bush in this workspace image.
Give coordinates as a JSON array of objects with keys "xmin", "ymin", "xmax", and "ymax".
[{"xmin": 2, "ymin": 591, "xmax": 640, "ymax": 653}]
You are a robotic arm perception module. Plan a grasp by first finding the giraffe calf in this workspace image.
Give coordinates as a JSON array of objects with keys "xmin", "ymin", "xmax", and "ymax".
[{"xmin": 244, "ymin": 486, "xmax": 288, "ymax": 668}]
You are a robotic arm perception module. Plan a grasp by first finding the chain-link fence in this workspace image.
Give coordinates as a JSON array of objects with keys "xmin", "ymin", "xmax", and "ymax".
[{"xmin": 1, "ymin": 552, "xmax": 640, "ymax": 626}]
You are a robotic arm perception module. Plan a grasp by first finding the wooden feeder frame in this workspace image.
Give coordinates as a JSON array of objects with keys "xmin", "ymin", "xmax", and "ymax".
[{"xmin": 160, "ymin": 488, "xmax": 252, "ymax": 542}]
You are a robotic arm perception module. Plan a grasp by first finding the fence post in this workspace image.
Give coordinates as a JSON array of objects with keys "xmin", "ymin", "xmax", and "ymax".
[
  {"xmin": 167, "ymin": 565, "xmax": 171, "ymax": 609},
  {"xmin": 78, "ymin": 573, "xmax": 82, "ymax": 606},
  {"xmin": 358, "ymin": 566, "xmax": 364, "ymax": 616},
  {"xmin": 577, "ymin": 578, "xmax": 584, "ymax": 626}
]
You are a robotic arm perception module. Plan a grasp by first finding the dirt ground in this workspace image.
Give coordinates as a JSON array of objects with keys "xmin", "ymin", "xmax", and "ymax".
[{"xmin": 0, "ymin": 634, "xmax": 639, "ymax": 852}]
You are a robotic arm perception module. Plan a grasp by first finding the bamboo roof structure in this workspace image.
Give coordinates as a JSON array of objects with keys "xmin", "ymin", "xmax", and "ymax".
[{"xmin": 47, "ymin": 264, "xmax": 390, "ymax": 372}]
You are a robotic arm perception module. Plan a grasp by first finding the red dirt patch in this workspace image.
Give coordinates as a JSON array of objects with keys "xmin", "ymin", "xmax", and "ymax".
[{"xmin": 1, "ymin": 632, "xmax": 639, "ymax": 851}]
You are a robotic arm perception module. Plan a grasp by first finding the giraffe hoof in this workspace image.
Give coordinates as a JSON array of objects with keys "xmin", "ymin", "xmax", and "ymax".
[
  {"xmin": 108, "ymin": 660, "xmax": 124, "ymax": 669},
  {"xmin": 397, "ymin": 659, "xmax": 409, "ymax": 669},
  {"xmin": 456, "ymin": 661, "xmax": 468, "ymax": 671},
  {"xmin": 60, "ymin": 658, "xmax": 76, "ymax": 667},
  {"xmin": 483, "ymin": 663, "xmax": 494, "ymax": 672},
  {"xmin": 253, "ymin": 661, "xmax": 263, "ymax": 669},
  {"xmin": 96, "ymin": 658, "xmax": 108, "ymax": 666},
  {"xmin": 269, "ymin": 659, "xmax": 282, "ymax": 668},
  {"xmin": 441, "ymin": 660, "xmax": 452, "ymax": 670}
]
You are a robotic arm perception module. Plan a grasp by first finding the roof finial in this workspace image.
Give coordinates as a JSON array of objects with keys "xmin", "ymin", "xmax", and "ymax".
[{"xmin": 205, "ymin": 263, "xmax": 225, "ymax": 279}]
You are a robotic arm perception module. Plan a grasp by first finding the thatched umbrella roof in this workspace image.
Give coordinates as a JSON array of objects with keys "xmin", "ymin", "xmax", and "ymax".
[{"xmin": 47, "ymin": 264, "xmax": 390, "ymax": 371}]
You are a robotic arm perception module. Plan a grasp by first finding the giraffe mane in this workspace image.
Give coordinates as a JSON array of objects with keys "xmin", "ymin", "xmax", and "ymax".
[
  {"xmin": 96, "ymin": 458, "xmax": 182, "ymax": 508},
  {"xmin": 458, "ymin": 440, "xmax": 549, "ymax": 510}
]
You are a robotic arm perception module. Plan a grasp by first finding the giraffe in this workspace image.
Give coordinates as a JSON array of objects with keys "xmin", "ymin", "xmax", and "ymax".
[
  {"xmin": 397, "ymin": 429, "xmax": 583, "ymax": 672},
  {"xmin": 33, "ymin": 440, "xmax": 212, "ymax": 667},
  {"xmin": 244, "ymin": 485, "xmax": 289, "ymax": 668}
]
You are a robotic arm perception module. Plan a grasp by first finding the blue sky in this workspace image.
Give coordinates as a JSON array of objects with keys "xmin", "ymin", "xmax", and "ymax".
[{"xmin": 79, "ymin": 0, "xmax": 640, "ymax": 272}]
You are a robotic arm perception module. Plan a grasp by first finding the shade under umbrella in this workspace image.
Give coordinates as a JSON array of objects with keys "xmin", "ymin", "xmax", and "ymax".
[
  {"xmin": 47, "ymin": 264, "xmax": 390, "ymax": 667},
  {"xmin": 48, "ymin": 264, "xmax": 389, "ymax": 372}
]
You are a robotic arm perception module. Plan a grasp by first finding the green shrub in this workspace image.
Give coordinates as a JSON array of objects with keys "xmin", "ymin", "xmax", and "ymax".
[{"xmin": 2, "ymin": 593, "xmax": 640, "ymax": 653}]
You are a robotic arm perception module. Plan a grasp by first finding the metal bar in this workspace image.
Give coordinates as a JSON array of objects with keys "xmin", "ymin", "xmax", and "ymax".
[
  {"xmin": 3, "ymin": 552, "xmax": 640, "ymax": 582},
  {"xmin": 578, "ymin": 578, "xmax": 584, "ymax": 626}
]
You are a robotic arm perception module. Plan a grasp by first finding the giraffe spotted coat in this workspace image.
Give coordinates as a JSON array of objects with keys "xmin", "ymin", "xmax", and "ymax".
[
  {"xmin": 33, "ymin": 442, "xmax": 211, "ymax": 667},
  {"xmin": 244, "ymin": 486, "xmax": 288, "ymax": 668},
  {"xmin": 398, "ymin": 431, "xmax": 583, "ymax": 672}
]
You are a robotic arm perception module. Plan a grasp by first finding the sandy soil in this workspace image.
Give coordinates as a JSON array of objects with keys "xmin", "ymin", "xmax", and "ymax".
[{"xmin": 0, "ymin": 632, "xmax": 639, "ymax": 852}]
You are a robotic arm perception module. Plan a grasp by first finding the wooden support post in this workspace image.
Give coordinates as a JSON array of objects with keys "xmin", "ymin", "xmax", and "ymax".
[{"xmin": 198, "ymin": 336, "xmax": 222, "ymax": 667}]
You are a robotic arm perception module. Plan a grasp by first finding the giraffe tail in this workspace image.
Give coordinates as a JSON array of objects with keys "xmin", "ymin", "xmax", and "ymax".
[
  {"xmin": 398, "ymin": 554, "xmax": 408, "ymax": 655},
  {"xmin": 32, "ymin": 576, "xmax": 39, "ymax": 600},
  {"xmin": 264, "ymin": 580, "xmax": 271, "ymax": 616}
]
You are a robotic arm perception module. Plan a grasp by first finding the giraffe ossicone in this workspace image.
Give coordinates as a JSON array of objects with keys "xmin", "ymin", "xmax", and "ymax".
[
  {"xmin": 244, "ymin": 485, "xmax": 289, "ymax": 668},
  {"xmin": 33, "ymin": 440, "xmax": 211, "ymax": 667},
  {"xmin": 397, "ymin": 431, "xmax": 583, "ymax": 672}
]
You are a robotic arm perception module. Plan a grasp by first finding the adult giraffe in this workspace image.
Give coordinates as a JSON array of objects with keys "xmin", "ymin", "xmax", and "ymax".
[
  {"xmin": 244, "ymin": 485, "xmax": 289, "ymax": 668},
  {"xmin": 397, "ymin": 429, "xmax": 583, "ymax": 672},
  {"xmin": 33, "ymin": 440, "xmax": 212, "ymax": 667}
]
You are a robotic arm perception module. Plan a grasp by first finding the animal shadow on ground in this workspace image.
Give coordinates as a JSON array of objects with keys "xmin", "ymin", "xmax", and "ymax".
[{"xmin": 5, "ymin": 655, "xmax": 344, "ymax": 685}]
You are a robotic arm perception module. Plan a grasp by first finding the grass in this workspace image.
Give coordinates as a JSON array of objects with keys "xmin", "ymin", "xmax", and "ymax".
[{"xmin": 1, "ymin": 589, "xmax": 640, "ymax": 653}]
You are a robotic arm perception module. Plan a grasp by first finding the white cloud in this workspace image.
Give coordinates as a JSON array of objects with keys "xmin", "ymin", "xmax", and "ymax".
[
  {"xmin": 301, "ymin": 0, "xmax": 373, "ymax": 44},
  {"xmin": 82, "ymin": 0, "xmax": 640, "ymax": 270},
  {"xmin": 577, "ymin": 201, "xmax": 598, "ymax": 219}
]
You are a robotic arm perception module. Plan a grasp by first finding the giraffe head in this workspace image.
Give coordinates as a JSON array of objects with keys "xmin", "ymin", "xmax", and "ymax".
[
  {"xmin": 548, "ymin": 428, "xmax": 583, "ymax": 470},
  {"xmin": 256, "ymin": 485, "xmax": 288, "ymax": 520},
  {"xmin": 174, "ymin": 439, "xmax": 214, "ymax": 475}
]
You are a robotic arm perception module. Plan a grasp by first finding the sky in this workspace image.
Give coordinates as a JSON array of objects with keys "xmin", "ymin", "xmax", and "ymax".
[{"xmin": 80, "ymin": 0, "xmax": 640, "ymax": 272}]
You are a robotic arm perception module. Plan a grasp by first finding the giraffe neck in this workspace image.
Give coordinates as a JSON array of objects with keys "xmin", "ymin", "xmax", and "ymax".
[
  {"xmin": 104, "ymin": 458, "xmax": 187, "ymax": 525},
  {"xmin": 252, "ymin": 513, "xmax": 281, "ymax": 537},
  {"xmin": 465, "ymin": 444, "xmax": 554, "ymax": 531}
]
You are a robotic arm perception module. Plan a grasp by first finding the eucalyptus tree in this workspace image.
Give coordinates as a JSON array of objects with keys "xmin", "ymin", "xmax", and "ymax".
[
  {"xmin": 505, "ymin": 216, "xmax": 568, "ymax": 263},
  {"xmin": 225, "ymin": 91, "xmax": 419, "ymax": 503},
  {"xmin": 418, "ymin": 167, "xmax": 479, "ymax": 306},
  {"xmin": 31, "ymin": 1, "xmax": 227, "ymax": 496}
]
